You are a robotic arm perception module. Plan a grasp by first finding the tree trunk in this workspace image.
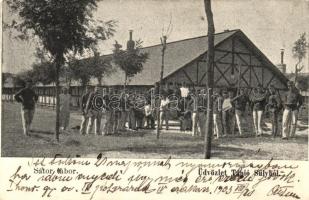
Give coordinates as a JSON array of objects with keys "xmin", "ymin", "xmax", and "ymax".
[
  {"xmin": 294, "ymin": 60, "xmax": 302, "ymax": 83},
  {"xmin": 98, "ymin": 77, "xmax": 102, "ymax": 86},
  {"xmin": 156, "ymin": 60, "xmax": 164, "ymax": 139},
  {"xmin": 294, "ymin": 64, "xmax": 298, "ymax": 83},
  {"xmin": 204, "ymin": 0, "xmax": 215, "ymax": 159},
  {"xmin": 55, "ymin": 58, "xmax": 61, "ymax": 142},
  {"xmin": 156, "ymin": 36, "xmax": 167, "ymax": 139}
]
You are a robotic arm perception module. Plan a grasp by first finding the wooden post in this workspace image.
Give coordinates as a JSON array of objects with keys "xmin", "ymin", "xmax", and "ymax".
[
  {"xmin": 156, "ymin": 35, "xmax": 167, "ymax": 139},
  {"xmin": 44, "ymin": 88, "xmax": 46, "ymax": 106},
  {"xmin": 204, "ymin": 0, "xmax": 215, "ymax": 159},
  {"xmin": 237, "ymin": 63, "xmax": 241, "ymax": 95}
]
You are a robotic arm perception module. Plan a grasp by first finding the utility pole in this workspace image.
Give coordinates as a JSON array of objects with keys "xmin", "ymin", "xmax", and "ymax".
[
  {"xmin": 204, "ymin": 0, "xmax": 215, "ymax": 159},
  {"xmin": 156, "ymin": 35, "xmax": 167, "ymax": 139}
]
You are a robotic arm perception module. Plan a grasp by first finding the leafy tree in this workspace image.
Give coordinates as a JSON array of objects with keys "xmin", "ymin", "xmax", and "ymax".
[
  {"xmin": 2, "ymin": 72, "xmax": 11, "ymax": 86},
  {"xmin": 112, "ymin": 38, "xmax": 148, "ymax": 91},
  {"xmin": 292, "ymin": 33, "xmax": 308, "ymax": 82},
  {"xmin": 31, "ymin": 61, "xmax": 57, "ymax": 85},
  {"xmin": 296, "ymin": 75, "xmax": 309, "ymax": 91},
  {"xmin": 5, "ymin": 0, "xmax": 116, "ymax": 141},
  {"xmin": 90, "ymin": 52, "xmax": 114, "ymax": 86},
  {"xmin": 67, "ymin": 57, "xmax": 92, "ymax": 88},
  {"xmin": 14, "ymin": 70, "xmax": 36, "ymax": 86}
]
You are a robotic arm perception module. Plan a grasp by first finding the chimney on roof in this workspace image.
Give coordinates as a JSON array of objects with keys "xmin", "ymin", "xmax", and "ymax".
[
  {"xmin": 280, "ymin": 49, "xmax": 284, "ymax": 65},
  {"xmin": 277, "ymin": 49, "xmax": 286, "ymax": 74},
  {"xmin": 127, "ymin": 30, "xmax": 135, "ymax": 51}
]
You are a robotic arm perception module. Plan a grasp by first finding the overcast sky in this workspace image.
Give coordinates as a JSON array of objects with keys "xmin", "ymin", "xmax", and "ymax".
[{"xmin": 2, "ymin": 0, "xmax": 309, "ymax": 74}]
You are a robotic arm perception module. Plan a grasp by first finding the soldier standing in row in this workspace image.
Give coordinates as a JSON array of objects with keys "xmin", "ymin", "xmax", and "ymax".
[
  {"xmin": 101, "ymin": 90, "xmax": 112, "ymax": 135},
  {"xmin": 266, "ymin": 85, "xmax": 282, "ymax": 137},
  {"xmin": 85, "ymin": 86, "xmax": 103, "ymax": 135},
  {"xmin": 282, "ymin": 81, "xmax": 303, "ymax": 139},
  {"xmin": 159, "ymin": 94, "xmax": 170, "ymax": 130},
  {"xmin": 118, "ymin": 92, "xmax": 128, "ymax": 131},
  {"xmin": 135, "ymin": 93, "xmax": 146, "ymax": 129},
  {"xmin": 190, "ymin": 89, "xmax": 199, "ymax": 136},
  {"xmin": 59, "ymin": 87, "xmax": 71, "ymax": 132},
  {"xmin": 197, "ymin": 90, "xmax": 207, "ymax": 137},
  {"xmin": 250, "ymin": 85, "xmax": 267, "ymax": 137},
  {"xmin": 232, "ymin": 88, "xmax": 249, "ymax": 136},
  {"xmin": 222, "ymin": 90, "xmax": 236, "ymax": 136},
  {"xmin": 144, "ymin": 100, "xmax": 155, "ymax": 129},
  {"xmin": 213, "ymin": 89, "xmax": 223, "ymax": 139},
  {"xmin": 128, "ymin": 93, "xmax": 137, "ymax": 130},
  {"xmin": 80, "ymin": 85, "xmax": 91, "ymax": 135}
]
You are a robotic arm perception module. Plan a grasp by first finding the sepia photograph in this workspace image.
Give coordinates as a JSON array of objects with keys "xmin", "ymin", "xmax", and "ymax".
[{"xmin": 1, "ymin": 0, "xmax": 308, "ymax": 161}]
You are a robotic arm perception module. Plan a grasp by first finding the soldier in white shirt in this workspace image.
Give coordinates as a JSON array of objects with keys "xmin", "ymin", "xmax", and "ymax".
[
  {"xmin": 159, "ymin": 95, "xmax": 170, "ymax": 130},
  {"xmin": 144, "ymin": 100, "xmax": 155, "ymax": 129}
]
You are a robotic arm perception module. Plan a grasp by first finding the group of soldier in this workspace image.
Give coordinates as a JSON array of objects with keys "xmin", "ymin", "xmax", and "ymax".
[
  {"xmin": 78, "ymin": 80, "xmax": 303, "ymax": 139},
  {"xmin": 79, "ymin": 86, "xmax": 155, "ymax": 135},
  {"xmin": 13, "ymin": 78, "xmax": 303, "ymax": 139}
]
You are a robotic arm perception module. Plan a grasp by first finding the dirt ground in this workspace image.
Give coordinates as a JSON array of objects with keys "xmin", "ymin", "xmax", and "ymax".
[{"xmin": 1, "ymin": 102, "xmax": 308, "ymax": 160}]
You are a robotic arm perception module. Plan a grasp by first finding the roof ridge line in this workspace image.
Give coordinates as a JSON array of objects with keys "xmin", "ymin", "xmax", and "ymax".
[
  {"xmin": 140, "ymin": 29, "xmax": 241, "ymax": 50},
  {"xmin": 97, "ymin": 29, "xmax": 241, "ymax": 58}
]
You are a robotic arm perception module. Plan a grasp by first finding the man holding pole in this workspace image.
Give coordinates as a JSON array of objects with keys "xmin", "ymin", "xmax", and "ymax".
[{"xmin": 14, "ymin": 80, "xmax": 38, "ymax": 136}]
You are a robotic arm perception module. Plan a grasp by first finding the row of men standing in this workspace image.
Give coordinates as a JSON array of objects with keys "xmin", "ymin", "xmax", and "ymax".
[
  {"xmin": 218, "ymin": 82, "xmax": 301, "ymax": 139},
  {"xmin": 79, "ymin": 86, "xmax": 155, "ymax": 135},
  {"xmin": 13, "ymin": 80, "xmax": 303, "ymax": 139},
  {"xmin": 78, "ymin": 81, "xmax": 302, "ymax": 139},
  {"xmin": 148, "ymin": 81, "xmax": 303, "ymax": 139}
]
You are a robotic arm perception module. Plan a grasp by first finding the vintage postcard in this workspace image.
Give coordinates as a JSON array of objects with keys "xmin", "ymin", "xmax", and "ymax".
[{"xmin": 1, "ymin": 0, "xmax": 309, "ymax": 199}]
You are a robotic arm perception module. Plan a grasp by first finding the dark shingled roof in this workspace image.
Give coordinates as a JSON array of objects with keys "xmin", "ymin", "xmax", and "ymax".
[
  {"xmin": 101, "ymin": 29, "xmax": 238, "ymax": 86},
  {"xmin": 89, "ymin": 29, "xmax": 288, "ymax": 87}
]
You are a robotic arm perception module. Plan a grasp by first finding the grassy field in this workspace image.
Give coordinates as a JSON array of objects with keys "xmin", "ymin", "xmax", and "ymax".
[{"xmin": 1, "ymin": 102, "xmax": 308, "ymax": 160}]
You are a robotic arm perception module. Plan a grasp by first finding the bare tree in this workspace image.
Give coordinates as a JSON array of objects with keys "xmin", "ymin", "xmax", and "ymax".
[
  {"xmin": 204, "ymin": 0, "xmax": 215, "ymax": 159},
  {"xmin": 156, "ymin": 36, "xmax": 167, "ymax": 139},
  {"xmin": 155, "ymin": 15, "xmax": 173, "ymax": 139}
]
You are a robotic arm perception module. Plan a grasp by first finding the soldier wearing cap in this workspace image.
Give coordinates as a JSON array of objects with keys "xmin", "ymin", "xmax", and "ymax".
[
  {"xmin": 85, "ymin": 85, "xmax": 104, "ymax": 135},
  {"xmin": 231, "ymin": 88, "xmax": 249, "ymax": 136},
  {"xmin": 249, "ymin": 84, "xmax": 267, "ymax": 136},
  {"xmin": 118, "ymin": 92, "xmax": 128, "ymax": 131},
  {"xmin": 282, "ymin": 81, "xmax": 303, "ymax": 139},
  {"xmin": 213, "ymin": 89, "xmax": 223, "ymax": 138},
  {"xmin": 59, "ymin": 86, "xmax": 71, "ymax": 132},
  {"xmin": 190, "ymin": 89, "xmax": 199, "ymax": 136},
  {"xmin": 159, "ymin": 93, "xmax": 170, "ymax": 130},
  {"xmin": 266, "ymin": 85, "xmax": 282, "ymax": 137},
  {"xmin": 222, "ymin": 89, "xmax": 236, "ymax": 136},
  {"xmin": 101, "ymin": 89, "xmax": 112, "ymax": 135},
  {"xmin": 14, "ymin": 80, "xmax": 38, "ymax": 136},
  {"xmin": 80, "ymin": 85, "xmax": 92, "ymax": 135}
]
